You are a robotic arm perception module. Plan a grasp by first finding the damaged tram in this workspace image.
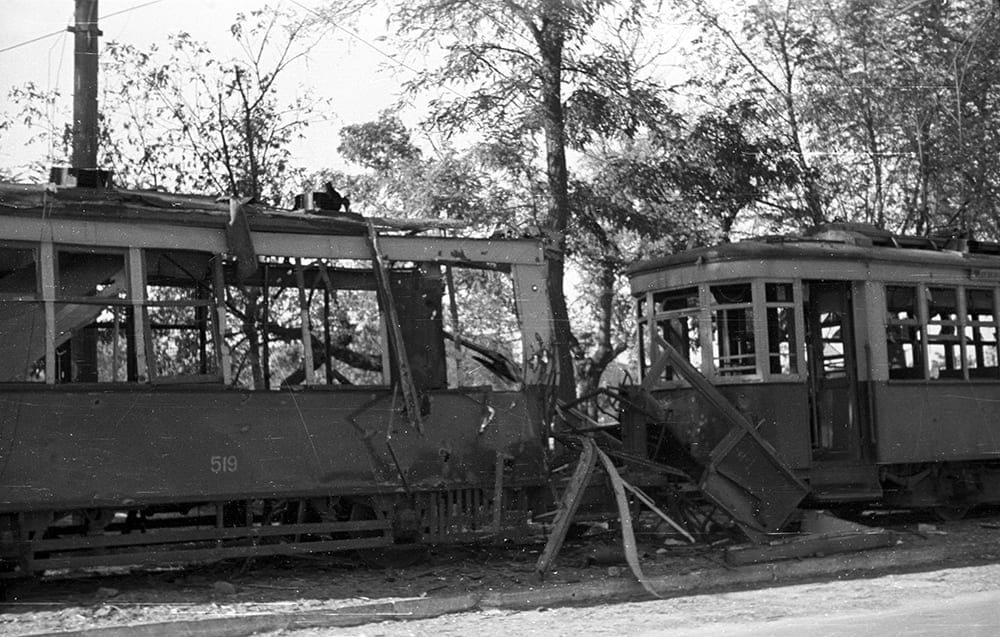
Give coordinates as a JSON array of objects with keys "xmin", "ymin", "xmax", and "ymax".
[
  {"xmin": 622, "ymin": 223, "xmax": 1000, "ymax": 523},
  {"xmin": 0, "ymin": 182, "xmax": 556, "ymax": 576}
]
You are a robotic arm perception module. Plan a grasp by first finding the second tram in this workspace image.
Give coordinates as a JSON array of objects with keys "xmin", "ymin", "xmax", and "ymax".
[{"xmin": 623, "ymin": 223, "xmax": 1000, "ymax": 520}]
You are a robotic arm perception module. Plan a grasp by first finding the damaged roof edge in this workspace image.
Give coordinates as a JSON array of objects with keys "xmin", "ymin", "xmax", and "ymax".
[{"xmin": 0, "ymin": 182, "xmax": 547, "ymax": 266}]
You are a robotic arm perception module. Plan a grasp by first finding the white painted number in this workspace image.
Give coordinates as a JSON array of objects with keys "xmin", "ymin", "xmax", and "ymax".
[{"xmin": 210, "ymin": 455, "xmax": 238, "ymax": 474}]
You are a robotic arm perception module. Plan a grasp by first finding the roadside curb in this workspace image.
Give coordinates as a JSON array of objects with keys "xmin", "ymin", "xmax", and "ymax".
[{"xmin": 38, "ymin": 534, "xmax": 1000, "ymax": 636}]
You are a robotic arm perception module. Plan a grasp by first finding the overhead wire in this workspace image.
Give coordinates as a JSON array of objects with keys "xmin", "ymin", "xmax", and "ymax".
[
  {"xmin": 286, "ymin": 0, "xmax": 468, "ymax": 100},
  {"xmin": 0, "ymin": 0, "xmax": 166, "ymax": 54},
  {"xmin": 46, "ymin": 16, "xmax": 72, "ymax": 166}
]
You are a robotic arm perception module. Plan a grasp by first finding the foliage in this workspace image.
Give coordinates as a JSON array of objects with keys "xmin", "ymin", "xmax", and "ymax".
[
  {"xmin": 365, "ymin": 0, "xmax": 690, "ymax": 399},
  {"xmin": 673, "ymin": 0, "xmax": 1000, "ymax": 238},
  {"xmin": 328, "ymin": 113, "xmax": 527, "ymax": 388},
  {"xmin": 1, "ymin": 83, "xmax": 71, "ymax": 181},
  {"xmin": 98, "ymin": 7, "xmax": 331, "ymax": 205}
]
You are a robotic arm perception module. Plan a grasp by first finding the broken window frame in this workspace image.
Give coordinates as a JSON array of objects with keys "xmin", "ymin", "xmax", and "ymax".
[
  {"xmin": 710, "ymin": 282, "xmax": 758, "ymax": 378},
  {"xmin": 926, "ymin": 286, "xmax": 962, "ymax": 380},
  {"xmin": 638, "ymin": 279, "xmax": 805, "ymax": 387},
  {"xmin": 649, "ymin": 286, "xmax": 703, "ymax": 383},
  {"xmin": 763, "ymin": 281, "xmax": 800, "ymax": 377},
  {"xmin": 885, "ymin": 284, "xmax": 925, "ymax": 380},
  {"xmin": 965, "ymin": 287, "xmax": 1000, "ymax": 379},
  {"xmin": 51, "ymin": 246, "xmax": 134, "ymax": 383},
  {"xmin": 221, "ymin": 254, "xmax": 524, "ymax": 393},
  {"xmin": 884, "ymin": 282, "xmax": 1000, "ymax": 382},
  {"xmin": 0, "ymin": 241, "xmax": 44, "ymax": 382},
  {"xmin": 144, "ymin": 249, "xmax": 222, "ymax": 384}
]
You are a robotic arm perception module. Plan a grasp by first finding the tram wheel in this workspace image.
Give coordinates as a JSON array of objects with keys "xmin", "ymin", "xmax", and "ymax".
[{"xmin": 933, "ymin": 504, "xmax": 971, "ymax": 521}]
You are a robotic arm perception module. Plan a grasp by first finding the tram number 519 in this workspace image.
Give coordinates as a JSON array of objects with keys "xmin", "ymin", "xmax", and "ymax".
[{"xmin": 210, "ymin": 455, "xmax": 238, "ymax": 474}]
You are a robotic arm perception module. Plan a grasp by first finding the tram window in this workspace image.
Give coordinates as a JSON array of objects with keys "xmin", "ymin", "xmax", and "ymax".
[
  {"xmin": 885, "ymin": 285, "xmax": 924, "ymax": 379},
  {"xmin": 927, "ymin": 287, "xmax": 962, "ymax": 379},
  {"xmin": 765, "ymin": 283, "xmax": 797, "ymax": 375},
  {"xmin": 656, "ymin": 287, "xmax": 699, "ymax": 312},
  {"xmin": 54, "ymin": 250, "xmax": 133, "ymax": 383},
  {"xmin": 819, "ymin": 311, "xmax": 846, "ymax": 376},
  {"xmin": 145, "ymin": 251, "xmax": 218, "ymax": 380},
  {"xmin": 711, "ymin": 283, "xmax": 752, "ymax": 305},
  {"xmin": 766, "ymin": 282, "xmax": 793, "ymax": 303},
  {"xmin": 651, "ymin": 287, "xmax": 701, "ymax": 380},
  {"xmin": 710, "ymin": 283, "xmax": 756, "ymax": 376},
  {"xmin": 659, "ymin": 315, "xmax": 702, "ymax": 378},
  {"xmin": 966, "ymin": 288, "xmax": 999, "ymax": 378},
  {"xmin": 0, "ymin": 246, "xmax": 37, "ymax": 295},
  {"xmin": 0, "ymin": 245, "xmax": 43, "ymax": 382}
]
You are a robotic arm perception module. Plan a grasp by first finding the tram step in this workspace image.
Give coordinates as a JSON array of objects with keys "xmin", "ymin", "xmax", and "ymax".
[
  {"xmin": 809, "ymin": 488, "xmax": 884, "ymax": 502},
  {"xmin": 808, "ymin": 463, "xmax": 883, "ymax": 501}
]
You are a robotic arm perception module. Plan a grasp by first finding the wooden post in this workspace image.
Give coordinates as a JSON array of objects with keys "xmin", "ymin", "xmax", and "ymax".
[
  {"xmin": 367, "ymin": 222, "xmax": 423, "ymax": 432},
  {"xmin": 40, "ymin": 241, "xmax": 57, "ymax": 384},
  {"xmin": 127, "ymin": 247, "xmax": 149, "ymax": 382},
  {"xmin": 295, "ymin": 258, "xmax": 314, "ymax": 384},
  {"xmin": 445, "ymin": 265, "xmax": 464, "ymax": 387},
  {"xmin": 213, "ymin": 256, "xmax": 232, "ymax": 385},
  {"xmin": 492, "ymin": 450, "xmax": 505, "ymax": 535},
  {"xmin": 323, "ymin": 284, "xmax": 333, "ymax": 384},
  {"xmin": 535, "ymin": 439, "xmax": 596, "ymax": 576},
  {"xmin": 262, "ymin": 262, "xmax": 271, "ymax": 388}
]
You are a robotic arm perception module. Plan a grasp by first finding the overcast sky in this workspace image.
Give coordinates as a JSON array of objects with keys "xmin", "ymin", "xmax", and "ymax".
[{"xmin": 0, "ymin": 0, "xmax": 412, "ymax": 175}]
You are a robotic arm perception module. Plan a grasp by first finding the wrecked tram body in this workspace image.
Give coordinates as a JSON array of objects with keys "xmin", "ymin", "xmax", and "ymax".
[
  {"xmin": 0, "ymin": 183, "xmax": 556, "ymax": 576},
  {"xmin": 621, "ymin": 224, "xmax": 1000, "ymax": 529}
]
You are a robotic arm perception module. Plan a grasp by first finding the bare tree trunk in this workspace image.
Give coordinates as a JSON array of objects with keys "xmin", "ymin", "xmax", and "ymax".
[
  {"xmin": 532, "ymin": 3, "xmax": 576, "ymax": 403},
  {"xmin": 243, "ymin": 290, "xmax": 264, "ymax": 389},
  {"xmin": 576, "ymin": 260, "xmax": 626, "ymax": 407}
]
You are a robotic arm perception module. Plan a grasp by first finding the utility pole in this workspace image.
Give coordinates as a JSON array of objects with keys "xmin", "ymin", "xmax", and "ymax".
[{"xmin": 70, "ymin": 0, "xmax": 100, "ymax": 170}]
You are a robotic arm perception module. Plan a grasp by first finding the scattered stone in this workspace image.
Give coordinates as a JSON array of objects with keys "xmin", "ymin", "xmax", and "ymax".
[
  {"xmin": 917, "ymin": 523, "xmax": 947, "ymax": 535},
  {"xmin": 92, "ymin": 605, "xmax": 117, "ymax": 618},
  {"xmin": 212, "ymin": 581, "xmax": 237, "ymax": 596},
  {"xmin": 606, "ymin": 566, "xmax": 624, "ymax": 577},
  {"xmin": 585, "ymin": 546, "xmax": 625, "ymax": 566}
]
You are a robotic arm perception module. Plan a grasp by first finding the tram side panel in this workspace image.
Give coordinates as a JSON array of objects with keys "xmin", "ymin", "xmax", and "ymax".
[
  {"xmin": 638, "ymin": 383, "xmax": 812, "ymax": 472},
  {"xmin": 0, "ymin": 387, "xmax": 546, "ymax": 513},
  {"xmin": 872, "ymin": 382, "xmax": 1000, "ymax": 463}
]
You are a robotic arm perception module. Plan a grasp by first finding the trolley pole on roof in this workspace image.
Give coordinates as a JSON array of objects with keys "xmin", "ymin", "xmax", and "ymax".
[{"xmin": 70, "ymin": 0, "xmax": 100, "ymax": 170}]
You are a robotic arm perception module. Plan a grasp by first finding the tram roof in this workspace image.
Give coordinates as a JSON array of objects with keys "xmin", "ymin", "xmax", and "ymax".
[
  {"xmin": 0, "ymin": 182, "xmax": 547, "ymax": 266},
  {"xmin": 629, "ymin": 223, "xmax": 1000, "ymax": 278},
  {"xmin": 0, "ymin": 182, "xmax": 461, "ymax": 236}
]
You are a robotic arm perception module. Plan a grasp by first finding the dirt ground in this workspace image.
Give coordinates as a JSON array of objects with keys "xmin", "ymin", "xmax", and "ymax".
[
  {"xmin": 284, "ymin": 563, "xmax": 1000, "ymax": 637},
  {"xmin": 3, "ymin": 512, "xmax": 1000, "ymax": 636}
]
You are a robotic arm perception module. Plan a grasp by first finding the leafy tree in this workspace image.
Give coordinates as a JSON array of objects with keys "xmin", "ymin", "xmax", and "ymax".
[
  {"xmin": 811, "ymin": 0, "xmax": 1000, "ymax": 237},
  {"xmin": 329, "ymin": 113, "xmax": 527, "ymax": 387},
  {"xmin": 678, "ymin": 0, "xmax": 827, "ymax": 227},
  {"xmin": 365, "ymin": 0, "xmax": 679, "ymax": 402},
  {"xmin": 96, "ymin": 7, "xmax": 339, "ymax": 389},
  {"xmin": 99, "ymin": 7, "xmax": 331, "ymax": 205},
  {"xmin": 672, "ymin": 99, "xmax": 802, "ymax": 239},
  {"xmin": 1, "ymin": 83, "xmax": 71, "ymax": 181},
  {"xmin": 674, "ymin": 0, "xmax": 1000, "ymax": 238}
]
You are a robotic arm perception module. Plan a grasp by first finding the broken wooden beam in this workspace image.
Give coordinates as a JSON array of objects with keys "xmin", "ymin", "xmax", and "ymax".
[{"xmin": 724, "ymin": 531, "xmax": 897, "ymax": 566}]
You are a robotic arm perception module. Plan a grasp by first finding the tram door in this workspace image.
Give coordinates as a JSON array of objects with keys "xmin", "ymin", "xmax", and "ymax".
[{"xmin": 804, "ymin": 281, "xmax": 862, "ymax": 462}]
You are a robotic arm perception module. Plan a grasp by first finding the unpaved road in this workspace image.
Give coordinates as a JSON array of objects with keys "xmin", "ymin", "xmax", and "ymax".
[
  {"xmin": 274, "ymin": 564, "xmax": 1000, "ymax": 636},
  {"xmin": 2, "ymin": 512, "xmax": 999, "ymax": 636}
]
